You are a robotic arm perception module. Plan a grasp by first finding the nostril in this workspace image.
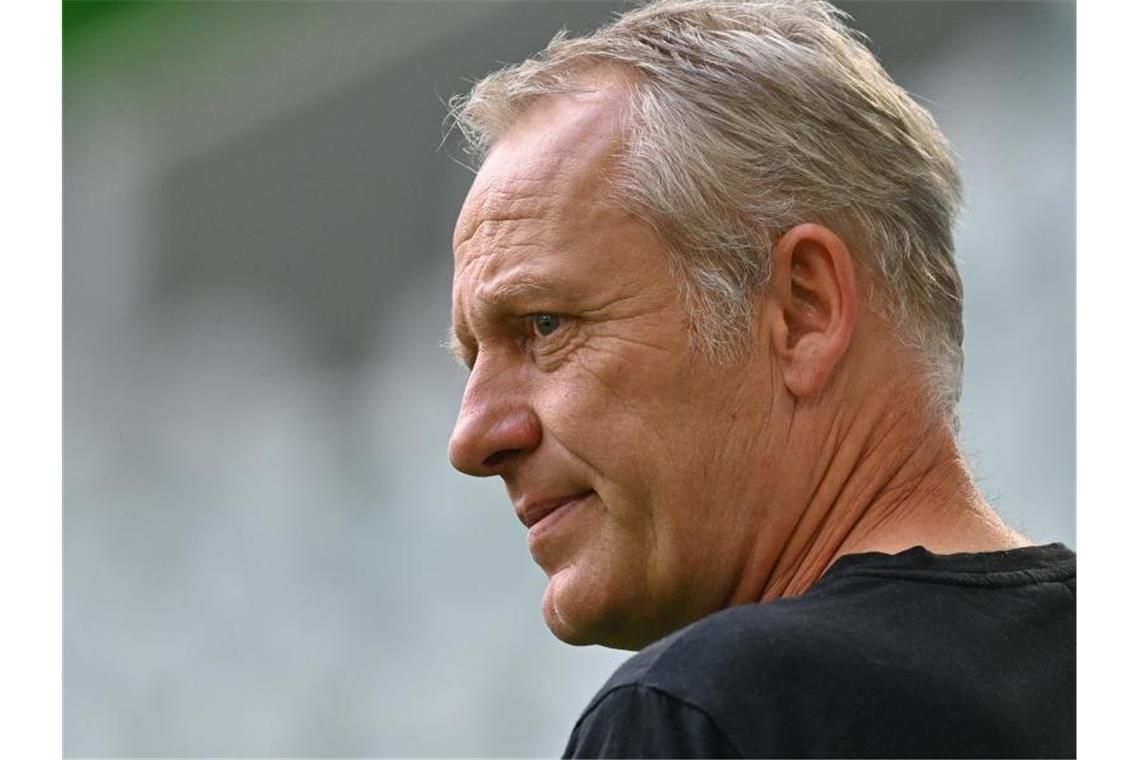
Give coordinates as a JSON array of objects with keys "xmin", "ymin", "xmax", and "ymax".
[{"xmin": 483, "ymin": 448, "xmax": 523, "ymax": 470}]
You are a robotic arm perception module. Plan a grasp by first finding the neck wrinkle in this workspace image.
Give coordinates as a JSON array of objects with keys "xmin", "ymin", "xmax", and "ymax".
[{"xmin": 757, "ymin": 394, "xmax": 962, "ymax": 602}]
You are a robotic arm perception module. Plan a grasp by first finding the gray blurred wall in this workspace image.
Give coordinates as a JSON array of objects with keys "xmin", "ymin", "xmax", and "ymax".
[{"xmin": 64, "ymin": 1, "xmax": 1075, "ymax": 755}]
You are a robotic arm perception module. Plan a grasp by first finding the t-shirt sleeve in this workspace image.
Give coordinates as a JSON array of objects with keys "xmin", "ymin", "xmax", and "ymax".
[{"xmin": 561, "ymin": 683, "xmax": 741, "ymax": 759}]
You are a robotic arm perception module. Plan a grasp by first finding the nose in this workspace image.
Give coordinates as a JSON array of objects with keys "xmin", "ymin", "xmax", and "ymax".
[{"xmin": 448, "ymin": 368, "xmax": 542, "ymax": 477}]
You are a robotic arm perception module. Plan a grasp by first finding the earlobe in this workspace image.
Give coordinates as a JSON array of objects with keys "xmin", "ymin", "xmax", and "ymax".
[{"xmin": 768, "ymin": 223, "xmax": 859, "ymax": 400}]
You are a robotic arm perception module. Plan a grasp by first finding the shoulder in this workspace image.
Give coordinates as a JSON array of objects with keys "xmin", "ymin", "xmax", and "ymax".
[
  {"xmin": 568, "ymin": 549, "xmax": 1077, "ymax": 757},
  {"xmin": 599, "ymin": 590, "xmax": 879, "ymax": 703},
  {"xmin": 567, "ymin": 595, "xmax": 873, "ymax": 758},
  {"xmin": 572, "ymin": 559, "xmax": 1076, "ymax": 758},
  {"xmin": 569, "ymin": 585, "xmax": 928, "ymax": 758},
  {"xmin": 563, "ymin": 681, "xmax": 742, "ymax": 759}
]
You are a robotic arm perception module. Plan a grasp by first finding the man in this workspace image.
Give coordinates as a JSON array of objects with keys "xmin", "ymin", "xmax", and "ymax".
[{"xmin": 446, "ymin": 1, "xmax": 1075, "ymax": 757}]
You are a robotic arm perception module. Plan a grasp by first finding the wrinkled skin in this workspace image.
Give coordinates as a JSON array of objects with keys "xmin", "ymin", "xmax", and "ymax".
[
  {"xmin": 448, "ymin": 89, "xmax": 783, "ymax": 648},
  {"xmin": 447, "ymin": 85, "xmax": 1025, "ymax": 651}
]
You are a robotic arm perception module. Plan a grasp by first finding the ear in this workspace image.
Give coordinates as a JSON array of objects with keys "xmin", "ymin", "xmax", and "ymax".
[{"xmin": 765, "ymin": 223, "xmax": 859, "ymax": 400}]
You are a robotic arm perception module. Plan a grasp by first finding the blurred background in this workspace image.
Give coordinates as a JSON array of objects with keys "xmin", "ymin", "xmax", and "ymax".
[{"xmin": 64, "ymin": 1, "xmax": 1075, "ymax": 756}]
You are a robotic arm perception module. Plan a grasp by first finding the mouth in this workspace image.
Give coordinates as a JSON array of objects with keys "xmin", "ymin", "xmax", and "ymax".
[{"xmin": 517, "ymin": 490, "xmax": 594, "ymax": 530}]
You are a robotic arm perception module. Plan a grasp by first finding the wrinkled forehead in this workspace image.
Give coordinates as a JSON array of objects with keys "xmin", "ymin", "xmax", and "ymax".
[{"xmin": 452, "ymin": 86, "xmax": 630, "ymax": 256}]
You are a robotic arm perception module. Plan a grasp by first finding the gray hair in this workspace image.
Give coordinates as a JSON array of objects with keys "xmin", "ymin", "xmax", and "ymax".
[{"xmin": 449, "ymin": 0, "xmax": 966, "ymax": 414}]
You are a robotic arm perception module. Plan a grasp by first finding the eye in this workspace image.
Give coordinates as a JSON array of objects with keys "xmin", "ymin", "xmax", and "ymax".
[{"xmin": 532, "ymin": 313, "xmax": 562, "ymax": 337}]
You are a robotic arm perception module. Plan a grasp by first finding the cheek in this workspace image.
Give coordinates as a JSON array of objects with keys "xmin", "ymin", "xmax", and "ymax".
[
  {"xmin": 533, "ymin": 360, "xmax": 660, "ymax": 491},
  {"xmin": 532, "ymin": 356, "xmax": 737, "ymax": 570},
  {"xmin": 533, "ymin": 358, "xmax": 757, "ymax": 643}
]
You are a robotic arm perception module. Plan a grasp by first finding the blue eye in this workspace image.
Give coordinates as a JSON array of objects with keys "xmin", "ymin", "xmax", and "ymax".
[{"xmin": 533, "ymin": 314, "xmax": 561, "ymax": 337}]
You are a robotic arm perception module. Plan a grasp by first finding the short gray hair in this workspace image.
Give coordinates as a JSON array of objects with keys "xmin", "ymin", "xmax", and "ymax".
[{"xmin": 449, "ymin": 0, "xmax": 965, "ymax": 414}]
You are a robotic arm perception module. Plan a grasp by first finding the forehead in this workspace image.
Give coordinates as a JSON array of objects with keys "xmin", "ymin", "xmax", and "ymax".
[{"xmin": 452, "ymin": 87, "xmax": 629, "ymax": 256}]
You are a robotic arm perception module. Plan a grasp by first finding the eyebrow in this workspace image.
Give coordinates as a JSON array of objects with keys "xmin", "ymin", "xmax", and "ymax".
[{"xmin": 479, "ymin": 273, "xmax": 568, "ymax": 307}]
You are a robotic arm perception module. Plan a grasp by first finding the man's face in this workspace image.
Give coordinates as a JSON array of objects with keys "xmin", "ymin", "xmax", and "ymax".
[{"xmin": 448, "ymin": 88, "xmax": 780, "ymax": 650}]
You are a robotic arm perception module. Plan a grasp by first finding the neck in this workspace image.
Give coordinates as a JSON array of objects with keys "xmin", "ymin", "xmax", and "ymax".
[{"xmin": 747, "ymin": 388, "xmax": 1027, "ymax": 603}]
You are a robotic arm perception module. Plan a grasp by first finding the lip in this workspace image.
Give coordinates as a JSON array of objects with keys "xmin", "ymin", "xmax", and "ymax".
[{"xmin": 516, "ymin": 490, "xmax": 594, "ymax": 530}]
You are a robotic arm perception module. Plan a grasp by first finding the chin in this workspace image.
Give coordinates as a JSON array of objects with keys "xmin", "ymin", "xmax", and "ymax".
[{"xmin": 540, "ymin": 567, "xmax": 662, "ymax": 651}]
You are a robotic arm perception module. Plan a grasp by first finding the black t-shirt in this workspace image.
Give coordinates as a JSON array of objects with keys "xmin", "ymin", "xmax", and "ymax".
[{"xmin": 563, "ymin": 543, "xmax": 1076, "ymax": 759}]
